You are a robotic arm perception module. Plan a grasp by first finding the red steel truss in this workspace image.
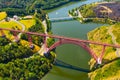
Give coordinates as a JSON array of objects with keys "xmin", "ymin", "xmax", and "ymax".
[{"xmin": 0, "ymin": 28, "xmax": 120, "ymax": 64}]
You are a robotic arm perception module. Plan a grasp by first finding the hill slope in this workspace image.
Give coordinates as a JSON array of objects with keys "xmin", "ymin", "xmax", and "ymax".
[
  {"xmin": 88, "ymin": 23, "xmax": 120, "ymax": 80},
  {"xmin": 0, "ymin": 0, "xmax": 81, "ymax": 16}
]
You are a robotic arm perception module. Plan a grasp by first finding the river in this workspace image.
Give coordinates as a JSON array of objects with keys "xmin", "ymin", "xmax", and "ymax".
[{"xmin": 42, "ymin": 0, "xmax": 104, "ymax": 80}]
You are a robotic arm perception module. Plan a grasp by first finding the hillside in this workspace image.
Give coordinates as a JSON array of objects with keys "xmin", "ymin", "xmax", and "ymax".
[
  {"xmin": 0, "ymin": 0, "xmax": 81, "ymax": 16},
  {"xmin": 69, "ymin": 1, "xmax": 120, "ymax": 24},
  {"xmin": 88, "ymin": 23, "xmax": 120, "ymax": 80}
]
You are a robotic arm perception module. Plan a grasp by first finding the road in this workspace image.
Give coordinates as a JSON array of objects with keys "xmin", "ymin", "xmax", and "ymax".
[{"xmin": 38, "ymin": 20, "xmax": 48, "ymax": 55}]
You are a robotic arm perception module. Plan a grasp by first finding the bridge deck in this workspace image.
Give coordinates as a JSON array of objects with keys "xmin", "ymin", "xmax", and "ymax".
[{"xmin": 48, "ymin": 16, "xmax": 79, "ymax": 22}]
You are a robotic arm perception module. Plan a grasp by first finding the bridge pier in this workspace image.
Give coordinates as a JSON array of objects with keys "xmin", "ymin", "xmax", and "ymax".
[
  {"xmin": 0, "ymin": 28, "xmax": 120, "ymax": 65},
  {"xmin": 44, "ymin": 52, "xmax": 50, "ymax": 58},
  {"xmin": 97, "ymin": 57, "xmax": 102, "ymax": 64},
  {"xmin": 13, "ymin": 31, "xmax": 20, "ymax": 43},
  {"xmin": 97, "ymin": 45, "xmax": 106, "ymax": 64},
  {"xmin": 27, "ymin": 34, "xmax": 35, "ymax": 49}
]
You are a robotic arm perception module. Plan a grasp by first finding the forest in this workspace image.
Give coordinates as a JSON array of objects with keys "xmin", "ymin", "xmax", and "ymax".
[
  {"xmin": 0, "ymin": 36, "xmax": 55, "ymax": 79},
  {"xmin": 0, "ymin": 0, "xmax": 82, "ymax": 16}
]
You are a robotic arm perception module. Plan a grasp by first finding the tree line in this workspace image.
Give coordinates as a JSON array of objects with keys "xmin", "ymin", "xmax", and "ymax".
[{"xmin": 0, "ymin": 0, "xmax": 83, "ymax": 16}]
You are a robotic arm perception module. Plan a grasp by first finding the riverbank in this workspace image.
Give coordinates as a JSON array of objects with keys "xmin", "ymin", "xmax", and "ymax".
[{"xmin": 87, "ymin": 23, "xmax": 120, "ymax": 80}]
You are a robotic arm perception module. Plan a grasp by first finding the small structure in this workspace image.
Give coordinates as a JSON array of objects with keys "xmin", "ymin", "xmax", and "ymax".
[{"xmin": 13, "ymin": 15, "xmax": 19, "ymax": 20}]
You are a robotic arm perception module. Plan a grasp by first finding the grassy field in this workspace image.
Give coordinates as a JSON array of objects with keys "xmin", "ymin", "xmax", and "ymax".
[
  {"xmin": 20, "ymin": 40, "xmax": 40, "ymax": 53},
  {"xmin": 0, "ymin": 20, "xmax": 22, "ymax": 38},
  {"xmin": 0, "ymin": 21, "xmax": 22, "ymax": 29},
  {"xmin": 20, "ymin": 19, "xmax": 35, "ymax": 30},
  {"xmin": 89, "ymin": 59, "xmax": 120, "ymax": 80},
  {"xmin": 87, "ymin": 26, "xmax": 115, "ymax": 58},
  {"xmin": 112, "ymin": 23, "xmax": 120, "ymax": 44},
  {"xmin": 0, "ymin": 12, "xmax": 7, "ymax": 20},
  {"xmin": 0, "ymin": 14, "xmax": 41, "ymax": 52}
]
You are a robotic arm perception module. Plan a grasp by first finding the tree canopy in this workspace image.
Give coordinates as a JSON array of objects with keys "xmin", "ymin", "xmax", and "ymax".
[
  {"xmin": 0, "ymin": 36, "xmax": 55, "ymax": 79},
  {"xmin": 0, "ymin": 0, "xmax": 83, "ymax": 16}
]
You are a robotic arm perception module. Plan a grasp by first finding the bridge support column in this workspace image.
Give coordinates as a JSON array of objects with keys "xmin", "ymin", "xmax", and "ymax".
[
  {"xmin": 13, "ymin": 31, "xmax": 19, "ymax": 42},
  {"xmin": 97, "ymin": 45, "xmax": 106, "ymax": 64},
  {"xmin": 97, "ymin": 57, "xmax": 102, "ymax": 64},
  {"xmin": 43, "ymin": 36, "xmax": 48, "ymax": 52},
  {"xmin": 27, "ymin": 34, "xmax": 34, "ymax": 49}
]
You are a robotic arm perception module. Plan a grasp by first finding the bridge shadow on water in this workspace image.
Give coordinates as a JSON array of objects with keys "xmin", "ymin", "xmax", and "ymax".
[{"xmin": 53, "ymin": 59, "xmax": 91, "ymax": 73}]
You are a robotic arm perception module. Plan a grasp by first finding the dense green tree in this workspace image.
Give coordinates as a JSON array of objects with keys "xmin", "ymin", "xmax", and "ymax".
[
  {"xmin": 0, "ymin": 42, "xmax": 33, "ymax": 63},
  {"xmin": 0, "ymin": 54, "xmax": 54, "ymax": 80},
  {"xmin": 0, "ymin": 37, "xmax": 10, "ymax": 46}
]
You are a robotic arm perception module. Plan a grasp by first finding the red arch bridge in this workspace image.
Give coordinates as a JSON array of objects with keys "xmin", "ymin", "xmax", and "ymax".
[{"xmin": 0, "ymin": 28, "xmax": 120, "ymax": 64}]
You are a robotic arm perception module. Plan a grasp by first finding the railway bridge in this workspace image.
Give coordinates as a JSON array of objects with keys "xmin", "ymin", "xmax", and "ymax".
[
  {"xmin": 0, "ymin": 28, "xmax": 120, "ymax": 64},
  {"xmin": 48, "ymin": 16, "xmax": 79, "ymax": 22}
]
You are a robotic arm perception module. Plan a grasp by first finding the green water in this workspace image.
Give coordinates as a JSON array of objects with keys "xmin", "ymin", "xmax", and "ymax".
[{"xmin": 42, "ymin": 0, "xmax": 105, "ymax": 80}]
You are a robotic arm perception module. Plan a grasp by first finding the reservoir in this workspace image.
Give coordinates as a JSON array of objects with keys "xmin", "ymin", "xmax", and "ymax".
[{"xmin": 42, "ymin": 0, "xmax": 104, "ymax": 80}]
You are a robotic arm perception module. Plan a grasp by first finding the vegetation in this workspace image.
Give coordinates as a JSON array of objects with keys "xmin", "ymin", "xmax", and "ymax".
[
  {"xmin": 21, "ymin": 18, "xmax": 44, "ymax": 46},
  {"xmin": 46, "ymin": 19, "xmax": 52, "ymax": 32},
  {"xmin": 0, "ymin": 42, "xmax": 33, "ymax": 63},
  {"xmin": 0, "ymin": 0, "xmax": 83, "ymax": 16},
  {"xmin": 69, "ymin": 3, "xmax": 117, "ymax": 24},
  {"xmin": 0, "ymin": 12, "xmax": 7, "ymax": 20},
  {"xmin": 69, "ymin": 3, "xmax": 97, "ymax": 17},
  {"xmin": 0, "ymin": 54, "xmax": 54, "ymax": 80},
  {"xmin": 0, "ymin": 33, "xmax": 55, "ymax": 79},
  {"xmin": 0, "ymin": 21, "xmax": 22, "ymax": 29},
  {"xmin": 89, "ymin": 59, "xmax": 120, "ymax": 80},
  {"xmin": 112, "ymin": 23, "xmax": 120, "ymax": 44},
  {"xmin": 79, "ymin": 4, "xmax": 97, "ymax": 18},
  {"xmin": 20, "ymin": 19, "xmax": 36, "ymax": 30},
  {"xmin": 88, "ymin": 26, "xmax": 115, "ymax": 67},
  {"xmin": 0, "ymin": 5, "xmax": 56, "ymax": 79},
  {"xmin": 88, "ymin": 23, "xmax": 120, "ymax": 80}
]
